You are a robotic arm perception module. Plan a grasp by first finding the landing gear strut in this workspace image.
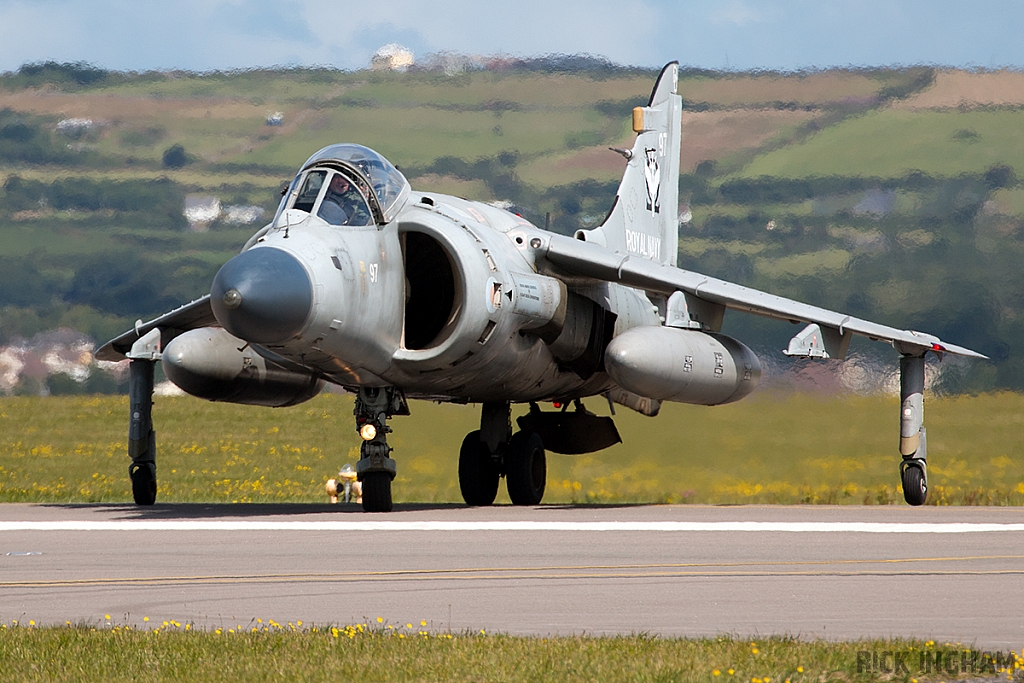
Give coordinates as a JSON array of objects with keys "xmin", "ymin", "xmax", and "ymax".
[
  {"xmin": 126, "ymin": 329, "xmax": 161, "ymax": 506},
  {"xmin": 354, "ymin": 387, "xmax": 407, "ymax": 512},
  {"xmin": 458, "ymin": 401, "xmax": 546, "ymax": 507},
  {"xmin": 898, "ymin": 353, "xmax": 928, "ymax": 506}
]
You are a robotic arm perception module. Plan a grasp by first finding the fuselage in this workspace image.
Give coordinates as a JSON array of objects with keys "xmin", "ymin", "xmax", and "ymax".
[{"xmin": 216, "ymin": 189, "xmax": 660, "ymax": 404}]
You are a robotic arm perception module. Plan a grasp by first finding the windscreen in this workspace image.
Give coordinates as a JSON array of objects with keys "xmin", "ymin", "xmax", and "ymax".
[
  {"xmin": 292, "ymin": 170, "xmax": 326, "ymax": 213},
  {"xmin": 300, "ymin": 144, "xmax": 410, "ymax": 222}
]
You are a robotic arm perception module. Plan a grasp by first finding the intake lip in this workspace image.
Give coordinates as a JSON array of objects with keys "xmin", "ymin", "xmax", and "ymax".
[{"xmin": 210, "ymin": 247, "xmax": 313, "ymax": 344}]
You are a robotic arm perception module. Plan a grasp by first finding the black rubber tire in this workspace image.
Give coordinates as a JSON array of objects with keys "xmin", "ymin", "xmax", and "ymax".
[
  {"xmin": 459, "ymin": 430, "xmax": 499, "ymax": 506},
  {"xmin": 361, "ymin": 471, "xmax": 393, "ymax": 512},
  {"xmin": 129, "ymin": 463, "xmax": 157, "ymax": 506},
  {"xmin": 505, "ymin": 431, "xmax": 546, "ymax": 506},
  {"xmin": 901, "ymin": 464, "xmax": 927, "ymax": 506}
]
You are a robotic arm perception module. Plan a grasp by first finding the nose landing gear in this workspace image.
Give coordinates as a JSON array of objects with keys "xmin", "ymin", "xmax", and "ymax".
[{"xmin": 354, "ymin": 387, "xmax": 408, "ymax": 512}]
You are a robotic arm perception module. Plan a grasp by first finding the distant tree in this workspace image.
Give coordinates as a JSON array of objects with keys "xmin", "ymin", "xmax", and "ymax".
[
  {"xmin": 9, "ymin": 61, "xmax": 110, "ymax": 89},
  {"xmin": 984, "ymin": 164, "xmax": 1017, "ymax": 190},
  {"xmin": 162, "ymin": 144, "xmax": 189, "ymax": 168},
  {"xmin": 497, "ymin": 150, "xmax": 519, "ymax": 167},
  {"xmin": 0, "ymin": 121, "xmax": 35, "ymax": 142}
]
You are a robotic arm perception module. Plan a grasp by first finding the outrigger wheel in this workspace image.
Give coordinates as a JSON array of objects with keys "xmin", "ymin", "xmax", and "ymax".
[
  {"xmin": 129, "ymin": 462, "xmax": 157, "ymax": 506},
  {"xmin": 901, "ymin": 462, "xmax": 927, "ymax": 506}
]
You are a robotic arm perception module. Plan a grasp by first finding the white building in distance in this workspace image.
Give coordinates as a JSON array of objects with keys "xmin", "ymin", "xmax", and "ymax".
[{"xmin": 371, "ymin": 44, "xmax": 414, "ymax": 71}]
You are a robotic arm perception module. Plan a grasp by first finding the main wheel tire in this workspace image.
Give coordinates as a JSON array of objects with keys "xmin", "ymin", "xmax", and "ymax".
[
  {"xmin": 361, "ymin": 471, "xmax": 393, "ymax": 512},
  {"xmin": 901, "ymin": 464, "xmax": 927, "ymax": 506},
  {"xmin": 129, "ymin": 463, "xmax": 156, "ymax": 506},
  {"xmin": 459, "ymin": 430, "xmax": 499, "ymax": 506},
  {"xmin": 505, "ymin": 431, "xmax": 546, "ymax": 506}
]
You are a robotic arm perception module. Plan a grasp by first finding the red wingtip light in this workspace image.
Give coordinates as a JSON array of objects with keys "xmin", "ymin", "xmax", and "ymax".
[{"xmin": 932, "ymin": 343, "xmax": 944, "ymax": 352}]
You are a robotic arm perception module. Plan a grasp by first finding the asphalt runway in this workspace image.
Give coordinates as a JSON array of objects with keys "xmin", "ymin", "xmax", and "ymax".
[{"xmin": 1, "ymin": 503, "xmax": 1023, "ymax": 648}]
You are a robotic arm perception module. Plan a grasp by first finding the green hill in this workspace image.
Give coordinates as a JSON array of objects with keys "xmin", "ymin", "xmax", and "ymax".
[{"xmin": 0, "ymin": 62, "xmax": 1021, "ymax": 392}]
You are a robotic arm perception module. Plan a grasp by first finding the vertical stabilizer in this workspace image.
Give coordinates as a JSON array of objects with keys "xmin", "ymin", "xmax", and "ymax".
[{"xmin": 576, "ymin": 62, "xmax": 681, "ymax": 267}]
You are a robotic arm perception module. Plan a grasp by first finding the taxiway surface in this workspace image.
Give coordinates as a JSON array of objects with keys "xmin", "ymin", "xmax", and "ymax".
[{"xmin": 1, "ymin": 503, "xmax": 1022, "ymax": 647}]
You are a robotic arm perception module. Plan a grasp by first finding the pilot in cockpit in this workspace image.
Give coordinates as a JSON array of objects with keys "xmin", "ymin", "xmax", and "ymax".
[{"xmin": 318, "ymin": 173, "xmax": 371, "ymax": 226}]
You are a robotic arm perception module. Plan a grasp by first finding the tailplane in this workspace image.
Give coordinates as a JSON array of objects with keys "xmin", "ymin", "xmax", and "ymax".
[{"xmin": 576, "ymin": 62, "xmax": 682, "ymax": 267}]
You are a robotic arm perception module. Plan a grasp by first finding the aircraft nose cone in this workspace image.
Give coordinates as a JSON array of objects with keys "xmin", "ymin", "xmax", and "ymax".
[{"xmin": 211, "ymin": 247, "xmax": 313, "ymax": 344}]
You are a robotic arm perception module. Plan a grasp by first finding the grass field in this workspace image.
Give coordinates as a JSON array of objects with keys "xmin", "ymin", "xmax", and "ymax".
[
  {"xmin": 242, "ymin": 104, "xmax": 614, "ymax": 171},
  {"xmin": 735, "ymin": 108, "xmax": 1024, "ymax": 179},
  {"xmin": 679, "ymin": 71, "xmax": 886, "ymax": 107},
  {"xmin": 0, "ymin": 70, "xmax": 653, "ymax": 179},
  {"xmin": 0, "ymin": 221, "xmax": 255, "ymax": 259},
  {"xmin": 0, "ymin": 623, "xmax": 1017, "ymax": 683},
  {"xmin": 2, "ymin": 391, "xmax": 1023, "ymax": 506},
  {"xmin": 0, "ymin": 67, "xmax": 1017, "ymax": 198}
]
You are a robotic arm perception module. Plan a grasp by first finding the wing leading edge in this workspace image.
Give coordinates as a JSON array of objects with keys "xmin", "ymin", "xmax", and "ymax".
[
  {"xmin": 541, "ymin": 233, "xmax": 987, "ymax": 360},
  {"xmin": 95, "ymin": 295, "xmax": 216, "ymax": 362}
]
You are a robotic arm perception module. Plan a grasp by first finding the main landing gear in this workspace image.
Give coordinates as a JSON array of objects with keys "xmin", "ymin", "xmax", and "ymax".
[
  {"xmin": 458, "ymin": 401, "xmax": 547, "ymax": 507},
  {"xmin": 353, "ymin": 387, "xmax": 408, "ymax": 512}
]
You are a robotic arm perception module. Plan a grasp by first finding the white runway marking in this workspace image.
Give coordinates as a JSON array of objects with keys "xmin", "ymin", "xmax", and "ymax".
[{"xmin": 2, "ymin": 521, "xmax": 1024, "ymax": 533}]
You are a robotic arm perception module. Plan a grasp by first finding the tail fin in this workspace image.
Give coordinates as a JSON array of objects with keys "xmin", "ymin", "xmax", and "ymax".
[{"xmin": 576, "ymin": 62, "xmax": 681, "ymax": 267}]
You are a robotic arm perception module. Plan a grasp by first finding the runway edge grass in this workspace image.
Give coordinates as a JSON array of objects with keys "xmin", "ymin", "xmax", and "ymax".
[
  {"xmin": 0, "ymin": 622, "xmax": 1020, "ymax": 683},
  {"xmin": 3, "ymin": 391, "xmax": 1024, "ymax": 505}
]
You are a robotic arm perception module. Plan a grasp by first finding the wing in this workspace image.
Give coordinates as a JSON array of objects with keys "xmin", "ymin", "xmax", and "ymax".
[
  {"xmin": 95, "ymin": 295, "xmax": 216, "ymax": 362},
  {"xmin": 540, "ymin": 233, "xmax": 986, "ymax": 360}
]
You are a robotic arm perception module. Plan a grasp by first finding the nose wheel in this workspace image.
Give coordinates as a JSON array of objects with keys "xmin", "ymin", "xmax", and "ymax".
[{"xmin": 360, "ymin": 471, "xmax": 393, "ymax": 512}]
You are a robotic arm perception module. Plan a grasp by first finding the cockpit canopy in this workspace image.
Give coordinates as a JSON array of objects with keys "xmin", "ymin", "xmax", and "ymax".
[{"xmin": 274, "ymin": 144, "xmax": 410, "ymax": 228}]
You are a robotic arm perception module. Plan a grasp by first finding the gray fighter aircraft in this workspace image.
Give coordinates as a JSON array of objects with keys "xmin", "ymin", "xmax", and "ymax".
[{"xmin": 97, "ymin": 63, "xmax": 986, "ymax": 512}]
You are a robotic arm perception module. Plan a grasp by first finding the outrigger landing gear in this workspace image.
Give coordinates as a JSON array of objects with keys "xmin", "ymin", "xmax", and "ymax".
[
  {"xmin": 898, "ymin": 353, "xmax": 928, "ymax": 506},
  {"xmin": 458, "ymin": 401, "xmax": 547, "ymax": 507},
  {"xmin": 354, "ymin": 387, "xmax": 407, "ymax": 512},
  {"xmin": 126, "ymin": 329, "xmax": 161, "ymax": 506}
]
